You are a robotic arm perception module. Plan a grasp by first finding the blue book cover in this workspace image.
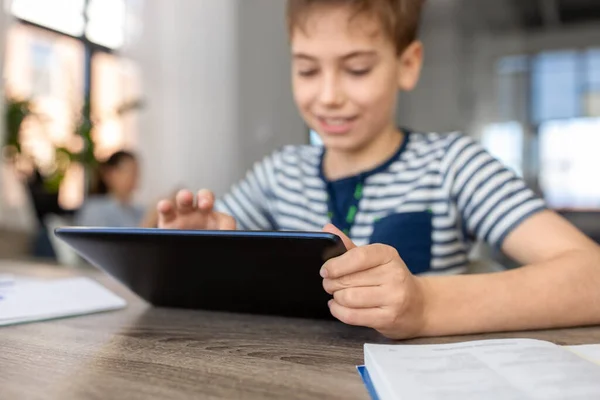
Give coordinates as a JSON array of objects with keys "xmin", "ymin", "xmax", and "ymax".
[{"xmin": 356, "ymin": 365, "xmax": 380, "ymax": 400}]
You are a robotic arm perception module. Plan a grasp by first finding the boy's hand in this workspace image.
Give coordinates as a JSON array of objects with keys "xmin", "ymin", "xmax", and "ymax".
[
  {"xmin": 321, "ymin": 224, "xmax": 427, "ymax": 339},
  {"xmin": 157, "ymin": 189, "xmax": 237, "ymax": 230}
]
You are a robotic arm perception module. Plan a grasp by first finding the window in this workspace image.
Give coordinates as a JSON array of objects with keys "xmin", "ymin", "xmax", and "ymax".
[
  {"xmin": 531, "ymin": 51, "xmax": 580, "ymax": 124},
  {"xmin": 539, "ymin": 118, "xmax": 600, "ymax": 209},
  {"xmin": 86, "ymin": 0, "xmax": 126, "ymax": 49},
  {"xmin": 493, "ymin": 48, "xmax": 600, "ymax": 210},
  {"xmin": 3, "ymin": 0, "xmax": 138, "ymax": 210},
  {"xmin": 588, "ymin": 49, "xmax": 600, "ymax": 89},
  {"xmin": 9, "ymin": 0, "xmax": 127, "ymax": 49},
  {"xmin": 584, "ymin": 49, "xmax": 600, "ymax": 117},
  {"xmin": 10, "ymin": 0, "xmax": 86, "ymax": 37},
  {"xmin": 4, "ymin": 25, "xmax": 84, "ymax": 179},
  {"xmin": 481, "ymin": 122, "xmax": 524, "ymax": 177},
  {"xmin": 91, "ymin": 53, "xmax": 141, "ymax": 159},
  {"xmin": 529, "ymin": 49, "xmax": 600, "ymax": 123}
]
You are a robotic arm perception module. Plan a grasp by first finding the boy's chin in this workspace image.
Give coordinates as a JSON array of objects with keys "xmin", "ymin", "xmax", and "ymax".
[{"xmin": 321, "ymin": 136, "xmax": 369, "ymax": 153}]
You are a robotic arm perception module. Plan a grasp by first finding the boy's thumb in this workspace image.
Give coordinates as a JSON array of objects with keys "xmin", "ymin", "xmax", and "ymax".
[{"xmin": 323, "ymin": 223, "xmax": 356, "ymax": 250}]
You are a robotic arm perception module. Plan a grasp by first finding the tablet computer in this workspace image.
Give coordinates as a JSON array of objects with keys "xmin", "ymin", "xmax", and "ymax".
[{"xmin": 54, "ymin": 227, "xmax": 346, "ymax": 320}]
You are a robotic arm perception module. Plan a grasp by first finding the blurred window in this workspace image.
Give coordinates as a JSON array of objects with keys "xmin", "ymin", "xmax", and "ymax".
[
  {"xmin": 86, "ymin": 0, "xmax": 126, "ymax": 49},
  {"xmin": 91, "ymin": 52, "xmax": 141, "ymax": 160},
  {"xmin": 539, "ymin": 118, "xmax": 600, "ymax": 209},
  {"xmin": 530, "ymin": 49, "xmax": 600, "ymax": 122},
  {"xmin": 492, "ymin": 48, "xmax": 600, "ymax": 210},
  {"xmin": 10, "ymin": 0, "xmax": 127, "ymax": 49},
  {"xmin": 4, "ymin": 0, "xmax": 140, "ymax": 210},
  {"xmin": 531, "ymin": 51, "xmax": 580, "ymax": 123},
  {"xmin": 481, "ymin": 122, "xmax": 524, "ymax": 177},
  {"xmin": 584, "ymin": 49, "xmax": 600, "ymax": 117},
  {"xmin": 11, "ymin": 0, "xmax": 86, "ymax": 37}
]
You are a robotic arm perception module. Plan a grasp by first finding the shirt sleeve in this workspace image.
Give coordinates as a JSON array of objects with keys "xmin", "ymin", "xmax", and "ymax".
[
  {"xmin": 443, "ymin": 134, "xmax": 546, "ymax": 249},
  {"xmin": 215, "ymin": 151, "xmax": 278, "ymax": 230}
]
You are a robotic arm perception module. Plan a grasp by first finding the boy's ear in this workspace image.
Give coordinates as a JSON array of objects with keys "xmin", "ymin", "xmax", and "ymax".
[{"xmin": 397, "ymin": 41, "xmax": 424, "ymax": 92}]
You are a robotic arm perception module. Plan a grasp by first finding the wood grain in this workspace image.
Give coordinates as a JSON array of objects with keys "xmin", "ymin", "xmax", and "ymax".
[{"xmin": 1, "ymin": 261, "xmax": 600, "ymax": 400}]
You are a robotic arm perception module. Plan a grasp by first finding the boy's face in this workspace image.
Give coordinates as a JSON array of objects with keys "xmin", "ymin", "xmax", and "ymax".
[{"xmin": 291, "ymin": 6, "xmax": 422, "ymax": 153}]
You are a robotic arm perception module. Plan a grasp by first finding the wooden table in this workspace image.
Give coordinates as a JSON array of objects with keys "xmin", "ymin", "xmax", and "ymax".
[{"xmin": 2, "ymin": 261, "xmax": 600, "ymax": 400}]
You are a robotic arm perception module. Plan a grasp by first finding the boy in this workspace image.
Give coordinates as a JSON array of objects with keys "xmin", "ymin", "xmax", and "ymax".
[{"xmin": 157, "ymin": 0, "xmax": 600, "ymax": 339}]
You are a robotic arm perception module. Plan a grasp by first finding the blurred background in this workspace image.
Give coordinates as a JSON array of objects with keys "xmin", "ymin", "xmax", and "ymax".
[{"xmin": 0, "ymin": 0, "xmax": 598, "ymax": 265}]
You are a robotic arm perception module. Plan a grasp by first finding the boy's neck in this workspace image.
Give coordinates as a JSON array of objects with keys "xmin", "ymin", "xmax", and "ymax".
[{"xmin": 323, "ymin": 126, "xmax": 404, "ymax": 181}]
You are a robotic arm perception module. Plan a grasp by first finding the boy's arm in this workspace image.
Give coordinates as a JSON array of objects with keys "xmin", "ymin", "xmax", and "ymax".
[
  {"xmin": 419, "ymin": 210, "xmax": 600, "ymax": 337},
  {"xmin": 422, "ymin": 134, "xmax": 600, "ymax": 335},
  {"xmin": 321, "ymin": 215, "xmax": 600, "ymax": 339}
]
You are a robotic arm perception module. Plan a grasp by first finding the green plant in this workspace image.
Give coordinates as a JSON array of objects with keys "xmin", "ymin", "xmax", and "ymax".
[
  {"xmin": 3, "ymin": 93, "xmax": 143, "ymax": 194},
  {"xmin": 3, "ymin": 93, "xmax": 78, "ymax": 193},
  {"xmin": 3, "ymin": 95, "xmax": 32, "ymax": 158}
]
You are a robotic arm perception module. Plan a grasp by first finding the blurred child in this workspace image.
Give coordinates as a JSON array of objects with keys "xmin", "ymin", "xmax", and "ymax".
[{"xmin": 75, "ymin": 151, "xmax": 158, "ymax": 228}]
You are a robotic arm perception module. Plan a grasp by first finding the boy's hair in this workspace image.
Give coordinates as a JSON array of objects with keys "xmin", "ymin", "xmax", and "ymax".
[{"xmin": 287, "ymin": 0, "xmax": 426, "ymax": 55}]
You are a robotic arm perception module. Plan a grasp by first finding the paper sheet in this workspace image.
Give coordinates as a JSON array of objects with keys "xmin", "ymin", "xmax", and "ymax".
[{"xmin": 0, "ymin": 277, "xmax": 126, "ymax": 326}]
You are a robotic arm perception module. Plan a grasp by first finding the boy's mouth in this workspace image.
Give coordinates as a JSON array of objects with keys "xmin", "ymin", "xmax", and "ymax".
[{"xmin": 317, "ymin": 116, "xmax": 358, "ymax": 135}]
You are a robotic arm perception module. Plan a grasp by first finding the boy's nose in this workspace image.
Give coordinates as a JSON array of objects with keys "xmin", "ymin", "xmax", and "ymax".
[{"xmin": 318, "ymin": 74, "xmax": 345, "ymax": 107}]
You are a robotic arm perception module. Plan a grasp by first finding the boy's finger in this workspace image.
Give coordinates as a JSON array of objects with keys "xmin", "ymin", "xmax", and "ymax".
[
  {"xmin": 197, "ymin": 189, "xmax": 215, "ymax": 212},
  {"xmin": 157, "ymin": 200, "xmax": 176, "ymax": 225},
  {"xmin": 323, "ymin": 223, "xmax": 356, "ymax": 250},
  {"xmin": 218, "ymin": 213, "xmax": 237, "ymax": 230},
  {"xmin": 175, "ymin": 190, "xmax": 195, "ymax": 214},
  {"xmin": 322, "ymin": 265, "xmax": 388, "ymax": 294},
  {"xmin": 321, "ymin": 244, "xmax": 398, "ymax": 279},
  {"xmin": 333, "ymin": 287, "xmax": 386, "ymax": 309},
  {"xmin": 328, "ymin": 300, "xmax": 388, "ymax": 329}
]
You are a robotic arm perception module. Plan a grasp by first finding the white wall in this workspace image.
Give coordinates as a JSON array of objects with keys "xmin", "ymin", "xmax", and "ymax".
[
  {"xmin": 236, "ymin": 0, "xmax": 306, "ymax": 173},
  {"xmin": 128, "ymin": 0, "xmax": 306, "ymax": 204},
  {"xmin": 397, "ymin": 0, "xmax": 467, "ymax": 133},
  {"xmin": 128, "ymin": 0, "xmax": 239, "ymax": 202}
]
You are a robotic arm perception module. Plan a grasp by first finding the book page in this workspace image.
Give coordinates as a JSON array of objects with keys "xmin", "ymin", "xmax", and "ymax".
[
  {"xmin": 566, "ymin": 344, "xmax": 600, "ymax": 365},
  {"xmin": 365, "ymin": 339, "xmax": 600, "ymax": 400}
]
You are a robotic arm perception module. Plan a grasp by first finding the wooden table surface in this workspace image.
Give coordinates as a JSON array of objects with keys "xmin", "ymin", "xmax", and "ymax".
[{"xmin": 2, "ymin": 261, "xmax": 600, "ymax": 400}]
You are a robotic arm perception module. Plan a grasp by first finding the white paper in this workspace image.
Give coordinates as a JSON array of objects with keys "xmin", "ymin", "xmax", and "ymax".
[
  {"xmin": 0, "ymin": 277, "xmax": 126, "ymax": 326},
  {"xmin": 566, "ymin": 344, "xmax": 600, "ymax": 366},
  {"xmin": 365, "ymin": 339, "xmax": 600, "ymax": 400}
]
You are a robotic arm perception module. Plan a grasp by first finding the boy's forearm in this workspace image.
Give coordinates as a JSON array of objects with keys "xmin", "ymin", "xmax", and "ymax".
[{"xmin": 417, "ymin": 248, "xmax": 600, "ymax": 338}]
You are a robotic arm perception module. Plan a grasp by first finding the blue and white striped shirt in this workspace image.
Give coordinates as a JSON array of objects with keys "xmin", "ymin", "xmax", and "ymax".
[{"xmin": 216, "ymin": 131, "xmax": 545, "ymax": 275}]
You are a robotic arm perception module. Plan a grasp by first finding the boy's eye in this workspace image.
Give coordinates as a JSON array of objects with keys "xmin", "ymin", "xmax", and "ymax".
[
  {"xmin": 298, "ymin": 69, "xmax": 319, "ymax": 77},
  {"xmin": 347, "ymin": 68, "xmax": 371, "ymax": 77}
]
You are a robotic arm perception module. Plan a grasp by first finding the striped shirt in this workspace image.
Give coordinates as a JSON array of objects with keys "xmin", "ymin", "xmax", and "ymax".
[{"xmin": 216, "ymin": 131, "xmax": 546, "ymax": 275}]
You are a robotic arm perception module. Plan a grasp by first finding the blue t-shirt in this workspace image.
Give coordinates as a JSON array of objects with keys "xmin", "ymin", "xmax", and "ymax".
[
  {"xmin": 216, "ymin": 131, "xmax": 546, "ymax": 275},
  {"xmin": 327, "ymin": 175, "xmax": 362, "ymax": 234}
]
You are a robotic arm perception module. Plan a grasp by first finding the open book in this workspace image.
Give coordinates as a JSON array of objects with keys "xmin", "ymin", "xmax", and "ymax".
[{"xmin": 360, "ymin": 339, "xmax": 600, "ymax": 400}]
